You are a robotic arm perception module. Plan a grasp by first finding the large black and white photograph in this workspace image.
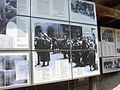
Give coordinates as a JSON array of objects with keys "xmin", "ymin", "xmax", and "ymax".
[
  {"xmin": 100, "ymin": 27, "xmax": 116, "ymax": 57},
  {"xmin": 0, "ymin": 0, "xmax": 30, "ymax": 16},
  {"xmin": 70, "ymin": 23, "xmax": 100, "ymax": 79},
  {"xmin": 102, "ymin": 57, "xmax": 120, "ymax": 74},
  {"xmin": 31, "ymin": 0, "xmax": 69, "ymax": 21},
  {"xmin": 0, "ymin": 16, "xmax": 30, "ymax": 49},
  {"xmin": 32, "ymin": 19, "xmax": 72, "ymax": 84},
  {"xmin": 70, "ymin": 0, "xmax": 97, "ymax": 25},
  {"xmin": 32, "ymin": 18, "xmax": 70, "ymax": 51},
  {"xmin": 0, "ymin": 53, "xmax": 30, "ymax": 87}
]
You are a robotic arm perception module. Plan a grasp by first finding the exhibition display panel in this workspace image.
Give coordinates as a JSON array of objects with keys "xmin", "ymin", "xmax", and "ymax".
[
  {"xmin": 70, "ymin": 23, "xmax": 100, "ymax": 79},
  {"xmin": 0, "ymin": 0, "xmax": 101, "ymax": 89},
  {"xmin": 100, "ymin": 27, "xmax": 116, "ymax": 57}
]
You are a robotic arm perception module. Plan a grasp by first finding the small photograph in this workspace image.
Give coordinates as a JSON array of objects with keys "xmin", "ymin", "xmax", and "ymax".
[
  {"xmin": 101, "ymin": 27, "xmax": 114, "ymax": 42},
  {"xmin": 102, "ymin": 57, "xmax": 120, "ymax": 74},
  {"xmin": 103, "ymin": 59, "xmax": 114, "ymax": 69},
  {"xmin": 32, "ymin": 19, "xmax": 70, "ymax": 51},
  {"xmin": 0, "ymin": 53, "xmax": 29, "ymax": 87},
  {"xmin": 70, "ymin": 0, "xmax": 97, "ymax": 24}
]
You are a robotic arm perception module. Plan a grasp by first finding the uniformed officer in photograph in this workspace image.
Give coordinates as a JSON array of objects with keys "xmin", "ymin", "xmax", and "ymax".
[{"xmin": 35, "ymin": 26, "xmax": 51, "ymax": 67}]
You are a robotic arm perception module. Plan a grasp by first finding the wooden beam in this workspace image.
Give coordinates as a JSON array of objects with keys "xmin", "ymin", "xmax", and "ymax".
[{"xmin": 96, "ymin": 4, "xmax": 120, "ymax": 20}]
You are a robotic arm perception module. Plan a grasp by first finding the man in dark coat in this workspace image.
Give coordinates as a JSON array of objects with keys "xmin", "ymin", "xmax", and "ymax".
[{"xmin": 35, "ymin": 26, "xmax": 51, "ymax": 67}]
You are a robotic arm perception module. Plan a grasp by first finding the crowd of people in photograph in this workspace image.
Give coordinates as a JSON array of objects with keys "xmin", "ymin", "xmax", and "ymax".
[
  {"xmin": 34, "ymin": 25, "xmax": 97, "ymax": 71},
  {"xmin": 71, "ymin": 0, "xmax": 95, "ymax": 19}
]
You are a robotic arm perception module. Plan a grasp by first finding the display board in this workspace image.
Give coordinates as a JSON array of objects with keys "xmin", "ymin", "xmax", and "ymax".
[
  {"xmin": 31, "ymin": 0, "xmax": 69, "ymax": 21},
  {"xmin": 0, "ymin": 0, "xmax": 100, "ymax": 88},
  {"xmin": 70, "ymin": 23, "xmax": 100, "ymax": 79},
  {"xmin": 115, "ymin": 29, "xmax": 120, "ymax": 56},
  {"xmin": 0, "ymin": 52, "xmax": 30, "ymax": 88},
  {"xmin": 0, "ymin": 16, "xmax": 30, "ymax": 49},
  {"xmin": 100, "ymin": 27, "xmax": 116, "ymax": 57},
  {"xmin": 69, "ymin": 0, "xmax": 97, "ymax": 25},
  {"xmin": 31, "ymin": 18, "xmax": 72, "ymax": 84},
  {"xmin": 101, "ymin": 57, "xmax": 120, "ymax": 74}
]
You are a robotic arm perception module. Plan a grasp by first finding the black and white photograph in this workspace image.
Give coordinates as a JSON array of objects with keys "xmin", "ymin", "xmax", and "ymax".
[
  {"xmin": 32, "ymin": 19, "xmax": 72, "ymax": 84},
  {"xmin": 70, "ymin": 23, "xmax": 100, "ymax": 79},
  {"xmin": 32, "ymin": 18, "xmax": 70, "ymax": 51},
  {"xmin": 102, "ymin": 57, "xmax": 120, "ymax": 74},
  {"xmin": 0, "ymin": 53, "xmax": 30, "ymax": 87},
  {"xmin": 100, "ymin": 27, "xmax": 116, "ymax": 57},
  {"xmin": 31, "ymin": 0, "xmax": 69, "ymax": 21},
  {"xmin": 101, "ymin": 27, "xmax": 114, "ymax": 42},
  {"xmin": 0, "ymin": 16, "xmax": 30, "ymax": 49},
  {"xmin": 70, "ymin": 0, "xmax": 97, "ymax": 25},
  {"xmin": 0, "ymin": 0, "xmax": 30, "ymax": 16}
]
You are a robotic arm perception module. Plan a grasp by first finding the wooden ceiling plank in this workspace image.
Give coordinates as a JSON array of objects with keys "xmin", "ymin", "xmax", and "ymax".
[{"xmin": 96, "ymin": 4, "xmax": 120, "ymax": 20}]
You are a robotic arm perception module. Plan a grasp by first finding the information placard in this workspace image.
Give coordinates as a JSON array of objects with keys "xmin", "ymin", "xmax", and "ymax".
[{"xmin": 31, "ymin": 0, "xmax": 69, "ymax": 21}]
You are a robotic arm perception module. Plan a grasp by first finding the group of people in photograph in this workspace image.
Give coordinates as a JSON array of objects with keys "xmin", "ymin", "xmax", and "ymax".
[
  {"xmin": 34, "ymin": 25, "xmax": 97, "ymax": 71},
  {"xmin": 104, "ymin": 59, "xmax": 120, "ymax": 69},
  {"xmin": 71, "ymin": 0, "xmax": 95, "ymax": 19}
]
